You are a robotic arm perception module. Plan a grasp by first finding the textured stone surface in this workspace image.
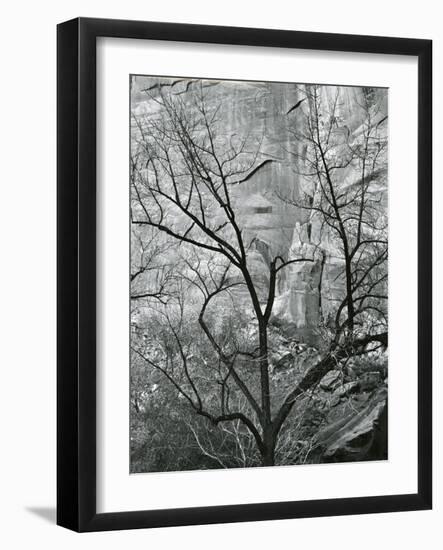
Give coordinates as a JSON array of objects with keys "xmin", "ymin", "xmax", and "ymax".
[
  {"xmin": 313, "ymin": 387, "xmax": 388, "ymax": 463},
  {"xmin": 132, "ymin": 76, "xmax": 387, "ymax": 343}
]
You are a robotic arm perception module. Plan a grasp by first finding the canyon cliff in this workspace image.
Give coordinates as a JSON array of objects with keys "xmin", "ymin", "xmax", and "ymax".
[{"xmin": 132, "ymin": 76, "xmax": 387, "ymax": 345}]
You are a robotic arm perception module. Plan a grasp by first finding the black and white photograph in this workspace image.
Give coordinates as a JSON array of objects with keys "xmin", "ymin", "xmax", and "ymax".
[{"xmin": 130, "ymin": 76, "xmax": 388, "ymax": 473}]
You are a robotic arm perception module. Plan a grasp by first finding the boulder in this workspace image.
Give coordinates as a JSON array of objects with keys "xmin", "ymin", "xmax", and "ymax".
[
  {"xmin": 313, "ymin": 388, "xmax": 387, "ymax": 463},
  {"xmin": 319, "ymin": 370, "xmax": 342, "ymax": 391}
]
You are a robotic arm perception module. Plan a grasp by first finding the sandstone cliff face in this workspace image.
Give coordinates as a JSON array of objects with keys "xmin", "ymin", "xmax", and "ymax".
[{"xmin": 132, "ymin": 76, "xmax": 388, "ymax": 345}]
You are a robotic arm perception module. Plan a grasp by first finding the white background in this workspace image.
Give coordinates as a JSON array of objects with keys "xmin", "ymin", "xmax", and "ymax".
[{"xmin": 0, "ymin": 0, "xmax": 441, "ymax": 548}]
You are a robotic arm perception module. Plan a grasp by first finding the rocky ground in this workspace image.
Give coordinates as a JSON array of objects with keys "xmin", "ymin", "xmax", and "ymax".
[{"xmin": 269, "ymin": 327, "xmax": 388, "ymax": 463}]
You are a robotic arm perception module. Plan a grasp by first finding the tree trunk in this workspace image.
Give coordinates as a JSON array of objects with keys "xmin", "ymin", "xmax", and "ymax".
[
  {"xmin": 344, "ymin": 257, "xmax": 355, "ymax": 330},
  {"xmin": 261, "ymin": 450, "xmax": 275, "ymax": 467},
  {"xmin": 258, "ymin": 320, "xmax": 271, "ymax": 423},
  {"xmin": 261, "ymin": 443, "xmax": 275, "ymax": 466},
  {"xmin": 261, "ymin": 427, "xmax": 276, "ymax": 466}
]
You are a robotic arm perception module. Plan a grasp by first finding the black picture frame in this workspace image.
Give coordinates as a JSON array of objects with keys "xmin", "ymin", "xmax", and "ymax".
[{"xmin": 57, "ymin": 17, "xmax": 432, "ymax": 532}]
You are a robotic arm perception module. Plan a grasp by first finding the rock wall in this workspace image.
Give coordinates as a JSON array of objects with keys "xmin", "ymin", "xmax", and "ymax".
[{"xmin": 132, "ymin": 76, "xmax": 387, "ymax": 344}]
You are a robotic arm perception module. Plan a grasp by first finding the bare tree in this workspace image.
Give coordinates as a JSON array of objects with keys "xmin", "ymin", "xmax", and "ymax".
[
  {"xmin": 282, "ymin": 84, "xmax": 388, "ymax": 343},
  {"xmin": 130, "ymin": 81, "xmax": 388, "ymax": 467}
]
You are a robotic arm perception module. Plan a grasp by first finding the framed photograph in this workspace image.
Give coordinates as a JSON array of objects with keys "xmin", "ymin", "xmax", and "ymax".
[{"xmin": 57, "ymin": 17, "xmax": 432, "ymax": 532}]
